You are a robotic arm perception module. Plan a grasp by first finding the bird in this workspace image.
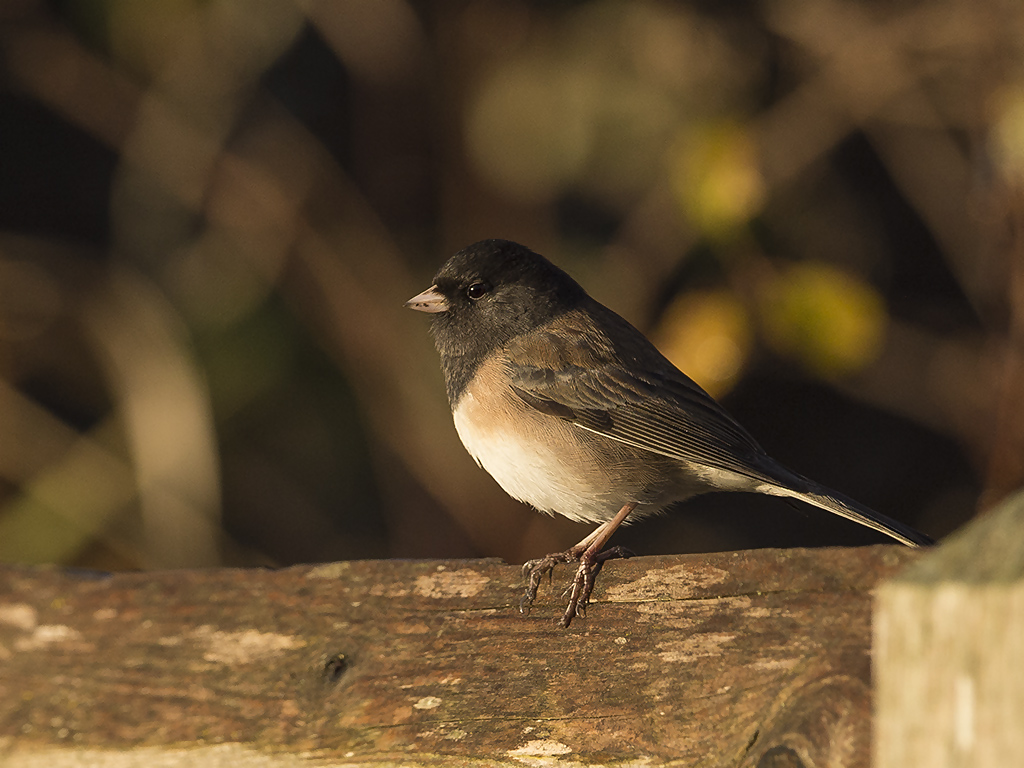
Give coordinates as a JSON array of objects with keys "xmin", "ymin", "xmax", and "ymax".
[{"xmin": 406, "ymin": 239, "xmax": 933, "ymax": 627}]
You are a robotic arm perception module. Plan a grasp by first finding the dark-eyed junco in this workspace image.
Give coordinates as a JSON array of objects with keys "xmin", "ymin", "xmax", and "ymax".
[{"xmin": 407, "ymin": 239, "xmax": 933, "ymax": 627}]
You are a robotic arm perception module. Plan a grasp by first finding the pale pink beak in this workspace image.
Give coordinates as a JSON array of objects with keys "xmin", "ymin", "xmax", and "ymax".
[{"xmin": 405, "ymin": 286, "xmax": 449, "ymax": 313}]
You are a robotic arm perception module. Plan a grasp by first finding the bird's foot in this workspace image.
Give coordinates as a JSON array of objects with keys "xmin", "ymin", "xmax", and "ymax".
[
  {"xmin": 520, "ymin": 545, "xmax": 633, "ymax": 627},
  {"xmin": 519, "ymin": 550, "xmax": 576, "ymax": 616}
]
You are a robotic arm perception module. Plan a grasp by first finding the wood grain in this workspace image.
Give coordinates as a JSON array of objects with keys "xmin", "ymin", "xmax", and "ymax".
[{"xmin": 0, "ymin": 546, "xmax": 919, "ymax": 766}]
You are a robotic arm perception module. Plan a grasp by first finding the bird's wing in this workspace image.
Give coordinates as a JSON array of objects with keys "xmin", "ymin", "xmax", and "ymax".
[{"xmin": 502, "ymin": 306, "xmax": 776, "ymax": 484}]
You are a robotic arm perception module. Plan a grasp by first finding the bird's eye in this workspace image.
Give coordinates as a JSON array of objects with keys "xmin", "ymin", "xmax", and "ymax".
[{"xmin": 466, "ymin": 282, "xmax": 491, "ymax": 300}]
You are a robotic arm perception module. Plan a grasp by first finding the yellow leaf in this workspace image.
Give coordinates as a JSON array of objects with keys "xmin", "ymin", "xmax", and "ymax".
[
  {"xmin": 653, "ymin": 289, "xmax": 752, "ymax": 398},
  {"xmin": 759, "ymin": 263, "xmax": 887, "ymax": 377},
  {"xmin": 669, "ymin": 122, "xmax": 765, "ymax": 238}
]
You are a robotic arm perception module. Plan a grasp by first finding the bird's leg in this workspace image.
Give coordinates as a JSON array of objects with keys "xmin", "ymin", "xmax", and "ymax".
[{"xmin": 520, "ymin": 501, "xmax": 638, "ymax": 627}]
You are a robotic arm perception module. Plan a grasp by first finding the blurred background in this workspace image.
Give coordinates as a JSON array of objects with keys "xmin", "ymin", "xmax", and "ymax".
[{"xmin": 1, "ymin": 0, "xmax": 1021, "ymax": 571}]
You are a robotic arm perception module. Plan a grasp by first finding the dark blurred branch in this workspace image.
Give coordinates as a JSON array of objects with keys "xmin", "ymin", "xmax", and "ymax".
[
  {"xmin": 0, "ymin": 381, "xmax": 134, "ymax": 563},
  {"xmin": 980, "ymin": 187, "xmax": 1024, "ymax": 509},
  {"xmin": 277, "ymin": 114, "xmax": 537, "ymax": 560},
  {"xmin": 4, "ymin": 22, "xmax": 140, "ymax": 148},
  {"xmin": 839, "ymin": 322, "xmax": 996, "ymax": 464},
  {"xmin": 761, "ymin": 0, "xmax": 998, "ymax": 313}
]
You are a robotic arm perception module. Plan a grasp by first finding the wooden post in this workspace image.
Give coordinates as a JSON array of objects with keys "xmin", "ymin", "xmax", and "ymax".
[
  {"xmin": 0, "ymin": 546, "xmax": 918, "ymax": 767},
  {"xmin": 875, "ymin": 490, "xmax": 1024, "ymax": 767}
]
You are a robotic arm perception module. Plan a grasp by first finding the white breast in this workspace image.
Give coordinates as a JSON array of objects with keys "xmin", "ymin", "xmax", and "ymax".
[{"xmin": 452, "ymin": 391, "xmax": 622, "ymax": 524}]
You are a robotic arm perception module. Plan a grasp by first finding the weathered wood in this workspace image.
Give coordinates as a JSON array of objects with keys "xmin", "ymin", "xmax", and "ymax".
[
  {"xmin": 0, "ymin": 546, "xmax": 918, "ymax": 767},
  {"xmin": 874, "ymin": 490, "xmax": 1024, "ymax": 768}
]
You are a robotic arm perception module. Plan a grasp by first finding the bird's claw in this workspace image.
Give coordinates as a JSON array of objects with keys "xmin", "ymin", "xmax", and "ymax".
[{"xmin": 521, "ymin": 545, "xmax": 634, "ymax": 627}]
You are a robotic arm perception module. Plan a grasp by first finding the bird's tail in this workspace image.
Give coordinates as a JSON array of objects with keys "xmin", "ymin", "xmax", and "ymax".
[{"xmin": 760, "ymin": 466, "xmax": 934, "ymax": 547}]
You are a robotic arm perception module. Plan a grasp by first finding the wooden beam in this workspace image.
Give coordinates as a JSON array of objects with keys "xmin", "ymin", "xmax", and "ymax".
[
  {"xmin": 0, "ymin": 546, "xmax": 918, "ymax": 766},
  {"xmin": 875, "ymin": 490, "xmax": 1024, "ymax": 768}
]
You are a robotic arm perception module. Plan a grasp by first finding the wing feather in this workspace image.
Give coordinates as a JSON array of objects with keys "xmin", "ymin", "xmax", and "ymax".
[{"xmin": 504, "ymin": 303, "xmax": 776, "ymax": 485}]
